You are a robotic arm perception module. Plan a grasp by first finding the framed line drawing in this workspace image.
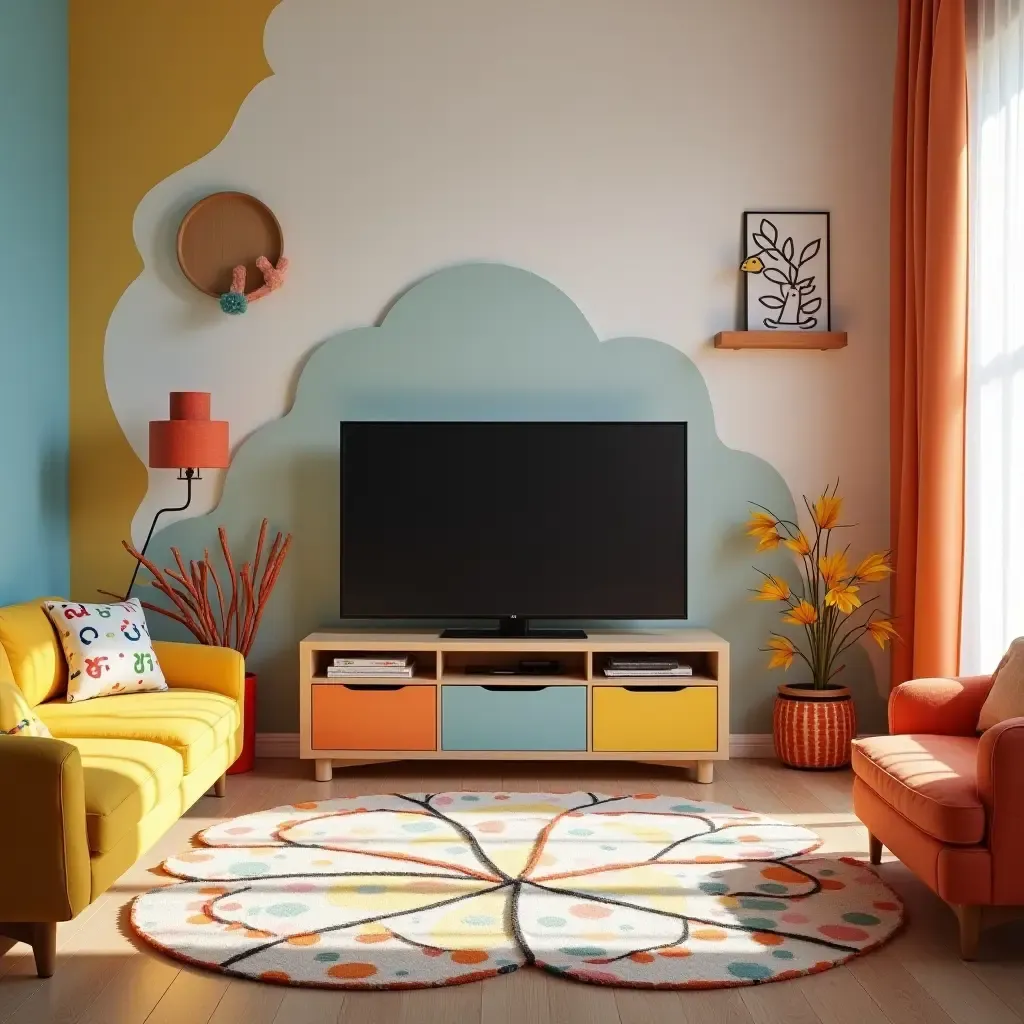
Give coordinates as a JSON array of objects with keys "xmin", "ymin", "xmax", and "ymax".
[{"xmin": 741, "ymin": 211, "xmax": 830, "ymax": 331}]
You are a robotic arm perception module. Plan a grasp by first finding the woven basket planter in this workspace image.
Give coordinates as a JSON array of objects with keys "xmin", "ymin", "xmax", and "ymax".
[{"xmin": 773, "ymin": 684, "xmax": 856, "ymax": 769}]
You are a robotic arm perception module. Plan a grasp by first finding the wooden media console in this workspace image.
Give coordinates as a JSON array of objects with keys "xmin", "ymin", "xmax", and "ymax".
[{"xmin": 299, "ymin": 629, "xmax": 729, "ymax": 783}]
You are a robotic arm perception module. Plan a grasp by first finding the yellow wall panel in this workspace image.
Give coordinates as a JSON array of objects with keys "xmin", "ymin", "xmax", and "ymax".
[{"xmin": 68, "ymin": 0, "xmax": 279, "ymax": 599}]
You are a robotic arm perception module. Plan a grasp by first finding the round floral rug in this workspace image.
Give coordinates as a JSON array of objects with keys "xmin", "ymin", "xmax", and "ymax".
[{"xmin": 131, "ymin": 792, "xmax": 902, "ymax": 989}]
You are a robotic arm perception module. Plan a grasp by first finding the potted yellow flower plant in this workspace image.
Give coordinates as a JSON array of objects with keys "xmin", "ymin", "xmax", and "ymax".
[{"xmin": 747, "ymin": 483, "xmax": 896, "ymax": 769}]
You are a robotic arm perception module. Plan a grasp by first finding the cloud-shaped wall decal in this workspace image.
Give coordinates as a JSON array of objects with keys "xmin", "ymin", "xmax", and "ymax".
[{"xmin": 147, "ymin": 263, "xmax": 880, "ymax": 735}]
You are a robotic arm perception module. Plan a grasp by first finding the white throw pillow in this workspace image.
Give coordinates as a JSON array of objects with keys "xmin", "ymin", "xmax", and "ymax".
[
  {"xmin": 43, "ymin": 599, "xmax": 167, "ymax": 702},
  {"xmin": 978, "ymin": 637, "xmax": 1024, "ymax": 731}
]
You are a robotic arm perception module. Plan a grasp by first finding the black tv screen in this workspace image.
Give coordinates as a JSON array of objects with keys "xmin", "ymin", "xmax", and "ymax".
[{"xmin": 340, "ymin": 422, "xmax": 687, "ymax": 621}]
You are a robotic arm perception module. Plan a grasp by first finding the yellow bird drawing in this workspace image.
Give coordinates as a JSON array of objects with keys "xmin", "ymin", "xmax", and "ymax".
[{"xmin": 740, "ymin": 255, "xmax": 764, "ymax": 273}]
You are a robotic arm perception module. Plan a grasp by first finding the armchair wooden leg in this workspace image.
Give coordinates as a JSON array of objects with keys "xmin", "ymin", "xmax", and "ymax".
[
  {"xmin": 868, "ymin": 833, "xmax": 883, "ymax": 865},
  {"xmin": 213, "ymin": 773, "xmax": 227, "ymax": 797},
  {"xmin": 954, "ymin": 904, "xmax": 982, "ymax": 960},
  {"xmin": 0, "ymin": 922, "xmax": 56, "ymax": 977}
]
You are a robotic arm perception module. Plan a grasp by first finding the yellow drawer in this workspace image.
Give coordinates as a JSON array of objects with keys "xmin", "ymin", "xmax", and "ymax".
[{"xmin": 593, "ymin": 685, "xmax": 718, "ymax": 752}]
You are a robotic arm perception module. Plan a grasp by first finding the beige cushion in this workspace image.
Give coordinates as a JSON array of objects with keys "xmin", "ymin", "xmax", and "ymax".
[{"xmin": 979, "ymin": 638, "xmax": 1024, "ymax": 730}]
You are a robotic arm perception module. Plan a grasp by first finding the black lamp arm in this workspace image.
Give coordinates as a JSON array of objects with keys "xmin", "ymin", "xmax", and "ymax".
[{"xmin": 125, "ymin": 469, "xmax": 197, "ymax": 600}]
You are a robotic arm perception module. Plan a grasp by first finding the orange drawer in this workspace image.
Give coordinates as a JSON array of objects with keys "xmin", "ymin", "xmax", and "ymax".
[{"xmin": 311, "ymin": 683, "xmax": 436, "ymax": 750}]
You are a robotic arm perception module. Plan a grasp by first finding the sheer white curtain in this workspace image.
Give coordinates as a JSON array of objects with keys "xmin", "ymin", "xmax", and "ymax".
[{"xmin": 963, "ymin": 0, "xmax": 1024, "ymax": 673}]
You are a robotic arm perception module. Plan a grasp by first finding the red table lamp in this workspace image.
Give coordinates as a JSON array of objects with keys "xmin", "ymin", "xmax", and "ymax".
[{"xmin": 126, "ymin": 392, "xmax": 229, "ymax": 597}]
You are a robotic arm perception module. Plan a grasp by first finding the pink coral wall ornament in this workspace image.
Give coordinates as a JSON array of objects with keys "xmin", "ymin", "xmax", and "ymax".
[{"xmin": 218, "ymin": 256, "xmax": 289, "ymax": 315}]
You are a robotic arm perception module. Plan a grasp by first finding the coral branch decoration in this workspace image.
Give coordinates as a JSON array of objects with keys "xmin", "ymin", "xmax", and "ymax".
[
  {"xmin": 121, "ymin": 519, "xmax": 292, "ymax": 656},
  {"xmin": 746, "ymin": 483, "xmax": 896, "ymax": 689},
  {"xmin": 219, "ymin": 255, "xmax": 290, "ymax": 315},
  {"xmin": 248, "ymin": 255, "xmax": 289, "ymax": 301}
]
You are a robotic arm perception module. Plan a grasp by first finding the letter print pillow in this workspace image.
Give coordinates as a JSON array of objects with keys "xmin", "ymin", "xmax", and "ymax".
[{"xmin": 43, "ymin": 599, "xmax": 168, "ymax": 701}]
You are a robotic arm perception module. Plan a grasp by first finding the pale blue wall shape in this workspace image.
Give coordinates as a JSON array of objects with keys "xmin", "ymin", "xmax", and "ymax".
[{"xmin": 149, "ymin": 264, "xmax": 883, "ymax": 735}]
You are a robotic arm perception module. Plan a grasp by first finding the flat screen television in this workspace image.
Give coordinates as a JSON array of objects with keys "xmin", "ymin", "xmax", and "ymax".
[{"xmin": 340, "ymin": 421, "xmax": 687, "ymax": 637}]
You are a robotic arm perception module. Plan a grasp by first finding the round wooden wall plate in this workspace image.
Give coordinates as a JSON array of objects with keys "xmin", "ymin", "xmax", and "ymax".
[{"xmin": 176, "ymin": 192, "xmax": 284, "ymax": 297}]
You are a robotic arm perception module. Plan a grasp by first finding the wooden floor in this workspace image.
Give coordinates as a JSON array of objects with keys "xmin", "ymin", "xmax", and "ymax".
[{"xmin": 2, "ymin": 758, "xmax": 1024, "ymax": 1024}]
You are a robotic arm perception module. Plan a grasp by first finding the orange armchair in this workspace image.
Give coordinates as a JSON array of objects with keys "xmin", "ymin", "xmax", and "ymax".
[{"xmin": 851, "ymin": 675, "xmax": 1024, "ymax": 959}]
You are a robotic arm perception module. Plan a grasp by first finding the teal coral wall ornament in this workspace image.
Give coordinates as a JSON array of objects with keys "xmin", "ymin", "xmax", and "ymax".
[
  {"xmin": 219, "ymin": 292, "xmax": 248, "ymax": 315},
  {"xmin": 219, "ymin": 267, "xmax": 249, "ymax": 315}
]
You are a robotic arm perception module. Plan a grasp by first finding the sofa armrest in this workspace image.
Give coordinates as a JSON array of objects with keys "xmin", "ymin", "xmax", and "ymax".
[
  {"xmin": 153, "ymin": 641, "xmax": 245, "ymax": 703},
  {"xmin": 979, "ymin": 717, "xmax": 1024, "ymax": 902},
  {"xmin": 0, "ymin": 736, "xmax": 91, "ymax": 921},
  {"xmin": 888, "ymin": 675, "xmax": 993, "ymax": 736}
]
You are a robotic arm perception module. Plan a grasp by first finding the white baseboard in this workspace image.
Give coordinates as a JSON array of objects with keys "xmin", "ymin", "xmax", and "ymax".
[
  {"xmin": 256, "ymin": 732, "xmax": 300, "ymax": 758},
  {"xmin": 727, "ymin": 734, "xmax": 775, "ymax": 758},
  {"xmin": 255, "ymin": 733, "xmax": 776, "ymax": 760}
]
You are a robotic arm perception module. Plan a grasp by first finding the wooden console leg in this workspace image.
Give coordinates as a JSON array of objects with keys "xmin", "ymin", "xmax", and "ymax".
[
  {"xmin": 213, "ymin": 773, "xmax": 227, "ymax": 797},
  {"xmin": 954, "ymin": 904, "xmax": 982, "ymax": 960},
  {"xmin": 695, "ymin": 760, "xmax": 714, "ymax": 784},
  {"xmin": 0, "ymin": 922, "xmax": 56, "ymax": 978},
  {"xmin": 868, "ymin": 833, "xmax": 883, "ymax": 865},
  {"xmin": 315, "ymin": 758, "xmax": 334, "ymax": 782}
]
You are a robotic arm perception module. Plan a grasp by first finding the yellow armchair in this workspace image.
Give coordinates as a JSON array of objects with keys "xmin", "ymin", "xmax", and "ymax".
[{"xmin": 0, "ymin": 600, "xmax": 245, "ymax": 979}]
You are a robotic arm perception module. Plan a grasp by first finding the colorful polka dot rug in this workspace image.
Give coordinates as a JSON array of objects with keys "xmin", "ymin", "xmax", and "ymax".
[{"xmin": 131, "ymin": 792, "xmax": 903, "ymax": 989}]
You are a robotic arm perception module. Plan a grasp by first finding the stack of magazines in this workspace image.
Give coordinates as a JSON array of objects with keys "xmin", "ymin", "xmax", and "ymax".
[
  {"xmin": 326, "ymin": 654, "xmax": 414, "ymax": 679},
  {"xmin": 602, "ymin": 656, "xmax": 692, "ymax": 677}
]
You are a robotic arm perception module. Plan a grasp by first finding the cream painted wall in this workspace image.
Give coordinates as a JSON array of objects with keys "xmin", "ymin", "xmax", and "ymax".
[{"xmin": 106, "ymin": 0, "xmax": 896, "ymax": 686}]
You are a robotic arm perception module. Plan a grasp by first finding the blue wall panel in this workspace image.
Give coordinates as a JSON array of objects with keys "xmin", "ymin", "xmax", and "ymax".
[{"xmin": 0, "ymin": 0, "xmax": 69, "ymax": 604}]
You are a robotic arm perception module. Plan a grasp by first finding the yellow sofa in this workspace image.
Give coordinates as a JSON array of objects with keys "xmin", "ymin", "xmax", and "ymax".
[{"xmin": 0, "ymin": 598, "xmax": 244, "ymax": 977}]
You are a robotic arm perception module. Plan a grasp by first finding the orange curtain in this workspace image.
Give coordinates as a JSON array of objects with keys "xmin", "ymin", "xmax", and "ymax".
[{"xmin": 890, "ymin": 0, "xmax": 969, "ymax": 688}]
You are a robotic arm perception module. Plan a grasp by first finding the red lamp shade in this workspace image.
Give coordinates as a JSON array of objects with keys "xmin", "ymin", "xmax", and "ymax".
[{"xmin": 148, "ymin": 392, "xmax": 229, "ymax": 469}]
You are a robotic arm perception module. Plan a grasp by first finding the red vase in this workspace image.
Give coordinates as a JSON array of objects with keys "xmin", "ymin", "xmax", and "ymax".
[
  {"xmin": 228, "ymin": 671, "xmax": 257, "ymax": 774},
  {"xmin": 773, "ymin": 683, "xmax": 856, "ymax": 769}
]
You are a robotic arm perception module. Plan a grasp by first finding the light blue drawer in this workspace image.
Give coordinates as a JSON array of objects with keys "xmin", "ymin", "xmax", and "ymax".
[{"xmin": 441, "ymin": 685, "xmax": 587, "ymax": 751}]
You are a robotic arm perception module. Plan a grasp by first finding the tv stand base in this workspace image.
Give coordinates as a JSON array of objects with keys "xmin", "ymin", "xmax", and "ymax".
[
  {"xmin": 300, "ymin": 628, "xmax": 729, "ymax": 783},
  {"xmin": 441, "ymin": 626, "xmax": 587, "ymax": 639},
  {"xmin": 442, "ymin": 616, "xmax": 587, "ymax": 640},
  {"xmin": 315, "ymin": 757, "xmax": 389, "ymax": 782},
  {"xmin": 316, "ymin": 756, "xmax": 714, "ymax": 784},
  {"xmin": 640, "ymin": 759, "xmax": 715, "ymax": 784}
]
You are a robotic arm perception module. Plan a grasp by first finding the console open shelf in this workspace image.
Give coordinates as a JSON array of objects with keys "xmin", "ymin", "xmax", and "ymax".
[
  {"xmin": 300, "ymin": 628, "xmax": 729, "ymax": 783},
  {"xmin": 309, "ymin": 647, "xmax": 439, "ymax": 682},
  {"xmin": 440, "ymin": 648, "xmax": 589, "ymax": 681}
]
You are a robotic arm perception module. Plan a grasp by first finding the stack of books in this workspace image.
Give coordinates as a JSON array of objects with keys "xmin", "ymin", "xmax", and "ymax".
[
  {"xmin": 326, "ymin": 654, "xmax": 415, "ymax": 679},
  {"xmin": 602, "ymin": 656, "xmax": 692, "ymax": 678}
]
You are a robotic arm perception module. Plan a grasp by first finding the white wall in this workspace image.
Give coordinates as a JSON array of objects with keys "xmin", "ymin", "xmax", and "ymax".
[{"xmin": 107, "ymin": 0, "xmax": 896, "ymax": 685}]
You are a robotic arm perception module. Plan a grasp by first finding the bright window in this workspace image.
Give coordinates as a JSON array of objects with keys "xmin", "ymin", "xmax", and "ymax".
[{"xmin": 963, "ymin": 0, "xmax": 1024, "ymax": 672}]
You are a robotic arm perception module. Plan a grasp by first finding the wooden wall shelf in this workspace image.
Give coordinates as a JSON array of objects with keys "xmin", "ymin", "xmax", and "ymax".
[{"xmin": 714, "ymin": 331, "xmax": 847, "ymax": 350}]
